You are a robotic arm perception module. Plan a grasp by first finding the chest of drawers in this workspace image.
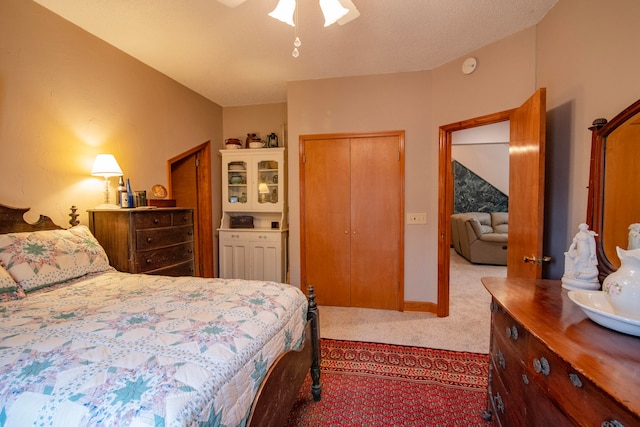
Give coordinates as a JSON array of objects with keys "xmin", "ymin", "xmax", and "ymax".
[
  {"xmin": 88, "ymin": 208, "xmax": 195, "ymax": 276},
  {"xmin": 483, "ymin": 277, "xmax": 640, "ymax": 426}
]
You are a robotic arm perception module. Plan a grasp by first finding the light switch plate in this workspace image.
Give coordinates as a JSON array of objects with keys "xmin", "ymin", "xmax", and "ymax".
[{"xmin": 407, "ymin": 213, "xmax": 427, "ymax": 224}]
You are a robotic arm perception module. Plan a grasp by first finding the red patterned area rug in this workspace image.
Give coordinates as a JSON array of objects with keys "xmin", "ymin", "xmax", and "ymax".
[{"xmin": 286, "ymin": 339, "xmax": 495, "ymax": 426}]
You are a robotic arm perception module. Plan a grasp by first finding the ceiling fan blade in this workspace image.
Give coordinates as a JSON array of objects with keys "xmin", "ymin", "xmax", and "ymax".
[
  {"xmin": 217, "ymin": 0, "xmax": 248, "ymax": 7},
  {"xmin": 337, "ymin": 0, "xmax": 359, "ymax": 25}
]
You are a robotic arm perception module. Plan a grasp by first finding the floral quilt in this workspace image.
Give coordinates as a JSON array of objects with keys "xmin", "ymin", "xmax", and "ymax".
[{"xmin": 0, "ymin": 272, "xmax": 308, "ymax": 427}]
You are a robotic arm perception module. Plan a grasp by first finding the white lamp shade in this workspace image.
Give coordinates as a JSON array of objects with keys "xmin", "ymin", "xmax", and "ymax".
[
  {"xmin": 258, "ymin": 183, "xmax": 270, "ymax": 194},
  {"xmin": 319, "ymin": 0, "xmax": 349, "ymax": 26},
  {"xmin": 269, "ymin": 0, "xmax": 296, "ymax": 26},
  {"xmin": 91, "ymin": 154, "xmax": 123, "ymax": 177}
]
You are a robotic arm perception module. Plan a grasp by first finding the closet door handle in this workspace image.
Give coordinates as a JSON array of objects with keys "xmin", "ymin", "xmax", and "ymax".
[{"xmin": 352, "ymin": 230, "xmax": 357, "ymax": 235}]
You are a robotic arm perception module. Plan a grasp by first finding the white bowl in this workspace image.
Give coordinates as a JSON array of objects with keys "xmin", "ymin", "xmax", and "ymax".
[
  {"xmin": 249, "ymin": 142, "xmax": 264, "ymax": 149},
  {"xmin": 225, "ymin": 144, "xmax": 240, "ymax": 149}
]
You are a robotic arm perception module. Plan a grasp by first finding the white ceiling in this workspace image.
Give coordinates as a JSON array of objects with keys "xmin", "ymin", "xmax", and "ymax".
[{"xmin": 33, "ymin": 0, "xmax": 558, "ymax": 107}]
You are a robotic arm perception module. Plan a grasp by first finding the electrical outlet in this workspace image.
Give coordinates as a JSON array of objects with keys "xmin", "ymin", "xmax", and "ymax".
[{"xmin": 407, "ymin": 213, "xmax": 427, "ymax": 224}]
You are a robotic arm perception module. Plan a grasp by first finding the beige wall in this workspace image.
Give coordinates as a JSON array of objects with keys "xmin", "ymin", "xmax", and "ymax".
[
  {"xmin": 287, "ymin": 29, "xmax": 536, "ymax": 302},
  {"xmin": 3, "ymin": 0, "xmax": 639, "ymax": 306},
  {"xmin": 223, "ymin": 103, "xmax": 287, "ymax": 148},
  {"xmin": 286, "ymin": 0, "xmax": 640, "ymax": 304},
  {"xmin": 536, "ymin": 0, "xmax": 640, "ymax": 278},
  {"xmin": 0, "ymin": 0, "xmax": 223, "ymax": 239}
]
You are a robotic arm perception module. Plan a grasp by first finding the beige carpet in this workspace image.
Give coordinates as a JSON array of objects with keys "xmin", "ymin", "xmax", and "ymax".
[{"xmin": 319, "ymin": 249, "xmax": 506, "ymax": 354}]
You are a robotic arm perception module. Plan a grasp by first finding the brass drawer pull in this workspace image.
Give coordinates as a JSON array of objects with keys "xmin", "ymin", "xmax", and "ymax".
[
  {"xmin": 533, "ymin": 356, "xmax": 550, "ymax": 376},
  {"xmin": 496, "ymin": 350, "xmax": 506, "ymax": 369},
  {"xmin": 493, "ymin": 393, "xmax": 504, "ymax": 414}
]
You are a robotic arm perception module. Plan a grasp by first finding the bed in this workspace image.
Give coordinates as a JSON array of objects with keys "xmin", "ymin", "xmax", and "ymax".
[{"xmin": 0, "ymin": 203, "xmax": 320, "ymax": 426}]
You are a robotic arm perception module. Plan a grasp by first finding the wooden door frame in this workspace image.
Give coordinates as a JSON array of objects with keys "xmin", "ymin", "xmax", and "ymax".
[
  {"xmin": 167, "ymin": 141, "xmax": 214, "ymax": 278},
  {"xmin": 437, "ymin": 110, "xmax": 513, "ymax": 317},
  {"xmin": 300, "ymin": 130, "xmax": 405, "ymax": 310}
]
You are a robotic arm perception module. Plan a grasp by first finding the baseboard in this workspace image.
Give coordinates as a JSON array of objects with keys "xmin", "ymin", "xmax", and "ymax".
[{"xmin": 403, "ymin": 300, "xmax": 437, "ymax": 314}]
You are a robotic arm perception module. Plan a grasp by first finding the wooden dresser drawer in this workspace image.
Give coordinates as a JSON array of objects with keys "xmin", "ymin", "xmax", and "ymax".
[
  {"xmin": 136, "ymin": 225, "xmax": 194, "ymax": 251},
  {"xmin": 172, "ymin": 210, "xmax": 193, "ymax": 226},
  {"xmin": 134, "ymin": 243, "xmax": 194, "ymax": 273},
  {"xmin": 149, "ymin": 260, "xmax": 194, "ymax": 276},
  {"xmin": 491, "ymin": 303, "xmax": 529, "ymax": 362},
  {"xmin": 133, "ymin": 211, "xmax": 172, "ymax": 228},
  {"xmin": 527, "ymin": 335, "xmax": 638, "ymax": 426}
]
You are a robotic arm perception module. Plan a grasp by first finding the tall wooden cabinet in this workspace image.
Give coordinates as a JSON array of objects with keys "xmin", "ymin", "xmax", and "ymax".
[
  {"xmin": 301, "ymin": 132, "xmax": 404, "ymax": 310},
  {"xmin": 218, "ymin": 147, "xmax": 287, "ymax": 282}
]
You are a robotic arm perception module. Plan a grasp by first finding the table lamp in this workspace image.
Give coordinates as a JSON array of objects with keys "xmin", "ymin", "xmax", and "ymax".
[{"xmin": 91, "ymin": 154, "xmax": 123, "ymax": 209}]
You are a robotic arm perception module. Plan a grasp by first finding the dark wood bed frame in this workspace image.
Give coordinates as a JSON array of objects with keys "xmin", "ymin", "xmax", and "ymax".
[{"xmin": 0, "ymin": 203, "xmax": 321, "ymax": 427}]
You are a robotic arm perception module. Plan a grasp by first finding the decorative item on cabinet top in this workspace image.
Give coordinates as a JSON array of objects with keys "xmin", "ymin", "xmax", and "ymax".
[{"xmin": 230, "ymin": 215, "xmax": 254, "ymax": 229}]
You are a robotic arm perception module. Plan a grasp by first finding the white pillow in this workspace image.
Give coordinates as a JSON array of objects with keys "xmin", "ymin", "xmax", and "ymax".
[{"xmin": 0, "ymin": 226, "xmax": 110, "ymax": 292}]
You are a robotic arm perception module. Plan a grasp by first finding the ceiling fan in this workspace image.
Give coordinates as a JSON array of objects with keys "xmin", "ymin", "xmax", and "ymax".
[{"xmin": 216, "ymin": 0, "xmax": 360, "ymax": 26}]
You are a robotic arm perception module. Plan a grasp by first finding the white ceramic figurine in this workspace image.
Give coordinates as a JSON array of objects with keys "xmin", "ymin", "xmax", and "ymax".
[{"xmin": 561, "ymin": 223, "xmax": 600, "ymax": 290}]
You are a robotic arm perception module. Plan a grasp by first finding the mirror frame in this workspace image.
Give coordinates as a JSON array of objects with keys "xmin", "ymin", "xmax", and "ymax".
[{"xmin": 587, "ymin": 98, "xmax": 640, "ymax": 282}]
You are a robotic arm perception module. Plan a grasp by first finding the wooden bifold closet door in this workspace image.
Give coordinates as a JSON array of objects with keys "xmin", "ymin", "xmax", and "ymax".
[{"xmin": 300, "ymin": 131, "xmax": 404, "ymax": 310}]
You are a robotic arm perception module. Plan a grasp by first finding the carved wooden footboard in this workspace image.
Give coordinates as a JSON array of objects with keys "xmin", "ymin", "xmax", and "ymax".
[
  {"xmin": 0, "ymin": 203, "xmax": 321, "ymax": 426},
  {"xmin": 247, "ymin": 285, "xmax": 322, "ymax": 427}
]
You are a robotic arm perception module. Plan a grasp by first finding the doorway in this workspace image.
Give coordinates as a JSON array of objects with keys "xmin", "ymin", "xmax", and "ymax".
[
  {"xmin": 168, "ymin": 141, "xmax": 214, "ymax": 278},
  {"xmin": 437, "ymin": 89, "xmax": 547, "ymax": 317}
]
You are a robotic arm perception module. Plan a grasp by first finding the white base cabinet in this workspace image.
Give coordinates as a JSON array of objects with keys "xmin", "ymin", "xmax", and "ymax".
[{"xmin": 219, "ymin": 229, "xmax": 287, "ymax": 282}]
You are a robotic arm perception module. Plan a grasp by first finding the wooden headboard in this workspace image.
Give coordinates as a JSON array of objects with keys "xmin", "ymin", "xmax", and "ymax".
[{"xmin": 0, "ymin": 204, "xmax": 79, "ymax": 234}]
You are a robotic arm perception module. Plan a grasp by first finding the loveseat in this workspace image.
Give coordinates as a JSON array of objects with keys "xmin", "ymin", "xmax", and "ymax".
[{"xmin": 451, "ymin": 212, "xmax": 508, "ymax": 265}]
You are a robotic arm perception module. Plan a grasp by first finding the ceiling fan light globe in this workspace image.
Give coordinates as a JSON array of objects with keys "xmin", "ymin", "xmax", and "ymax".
[
  {"xmin": 319, "ymin": 0, "xmax": 349, "ymax": 27},
  {"xmin": 268, "ymin": 0, "xmax": 296, "ymax": 27}
]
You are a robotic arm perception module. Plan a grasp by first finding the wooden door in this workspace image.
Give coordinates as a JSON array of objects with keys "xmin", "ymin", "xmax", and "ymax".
[
  {"xmin": 168, "ymin": 142, "xmax": 214, "ymax": 278},
  {"xmin": 506, "ymin": 88, "xmax": 547, "ymax": 278},
  {"xmin": 302, "ymin": 138, "xmax": 351, "ymax": 306},
  {"xmin": 350, "ymin": 136, "xmax": 403, "ymax": 309},
  {"xmin": 437, "ymin": 89, "xmax": 546, "ymax": 316},
  {"xmin": 301, "ymin": 131, "xmax": 404, "ymax": 310}
]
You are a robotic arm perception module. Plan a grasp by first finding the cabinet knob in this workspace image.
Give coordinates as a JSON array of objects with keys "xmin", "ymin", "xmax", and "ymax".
[
  {"xmin": 146, "ymin": 259, "xmax": 152, "ymax": 264},
  {"xmin": 153, "ymin": 218, "xmax": 159, "ymax": 224},
  {"xmin": 344, "ymin": 230, "xmax": 348, "ymax": 234},
  {"xmin": 187, "ymin": 231, "xmax": 193, "ymax": 236},
  {"xmin": 601, "ymin": 420, "xmax": 624, "ymax": 427},
  {"xmin": 506, "ymin": 325, "xmax": 518, "ymax": 340},
  {"xmin": 146, "ymin": 237, "xmax": 154, "ymax": 243}
]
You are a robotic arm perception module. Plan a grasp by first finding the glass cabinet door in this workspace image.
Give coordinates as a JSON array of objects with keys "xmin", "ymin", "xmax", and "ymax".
[
  {"xmin": 256, "ymin": 159, "xmax": 280, "ymax": 208},
  {"xmin": 226, "ymin": 160, "xmax": 248, "ymax": 209}
]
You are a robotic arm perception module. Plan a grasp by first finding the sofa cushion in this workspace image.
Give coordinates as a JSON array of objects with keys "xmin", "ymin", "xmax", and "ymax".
[
  {"xmin": 469, "ymin": 218, "xmax": 493, "ymax": 237},
  {"xmin": 479, "ymin": 232, "xmax": 508, "ymax": 243},
  {"xmin": 491, "ymin": 212, "xmax": 508, "ymax": 232}
]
